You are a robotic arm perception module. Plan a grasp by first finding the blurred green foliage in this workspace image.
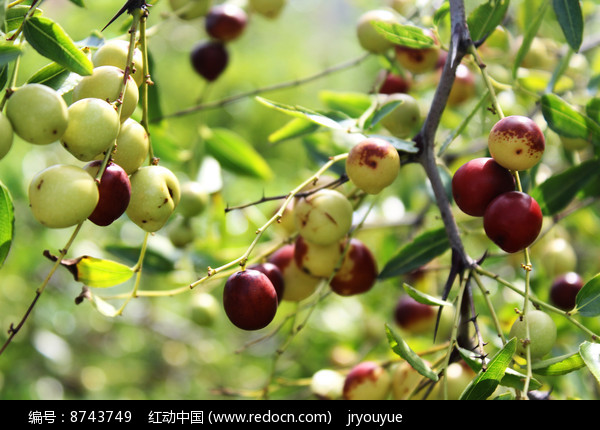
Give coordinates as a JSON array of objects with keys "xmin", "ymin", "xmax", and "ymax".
[{"xmin": 0, "ymin": 0, "xmax": 599, "ymax": 401}]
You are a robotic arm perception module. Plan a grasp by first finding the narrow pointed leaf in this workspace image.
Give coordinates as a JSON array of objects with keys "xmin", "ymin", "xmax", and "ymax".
[
  {"xmin": 89, "ymin": 293, "xmax": 120, "ymax": 317},
  {"xmin": 575, "ymin": 273, "xmax": 600, "ymax": 317},
  {"xmin": 541, "ymin": 93, "xmax": 600, "ymax": 145},
  {"xmin": 379, "ymin": 227, "xmax": 450, "ymax": 279},
  {"xmin": 268, "ymin": 118, "xmax": 320, "ymax": 144},
  {"xmin": 529, "ymin": 159, "xmax": 600, "ymax": 216},
  {"xmin": 26, "ymin": 62, "xmax": 71, "ymax": 90},
  {"xmin": 512, "ymin": 0, "xmax": 549, "ymax": 79},
  {"xmin": 460, "ymin": 338, "xmax": 517, "ymax": 400},
  {"xmin": 386, "ymin": 324, "xmax": 438, "ymax": 381},
  {"xmin": 0, "ymin": 43, "xmax": 22, "ymax": 67},
  {"xmin": 531, "ymin": 351, "xmax": 586, "ymax": 376},
  {"xmin": 202, "ymin": 126, "xmax": 273, "ymax": 181},
  {"xmin": 373, "ymin": 22, "xmax": 435, "ymax": 48},
  {"xmin": 0, "ymin": 181, "xmax": 14, "ymax": 268},
  {"xmin": 256, "ymin": 96, "xmax": 350, "ymax": 130},
  {"xmin": 459, "ymin": 346, "xmax": 542, "ymax": 391},
  {"xmin": 5, "ymin": 5, "xmax": 42, "ymax": 33},
  {"xmin": 23, "ymin": 16, "xmax": 93, "ymax": 76},
  {"xmin": 552, "ymin": 0, "xmax": 583, "ymax": 52},
  {"xmin": 403, "ymin": 283, "xmax": 453, "ymax": 307},
  {"xmin": 467, "ymin": 0, "xmax": 510, "ymax": 42},
  {"xmin": 580, "ymin": 341, "xmax": 600, "ymax": 384},
  {"xmin": 319, "ymin": 90, "xmax": 372, "ymax": 118},
  {"xmin": 56, "ymin": 255, "xmax": 134, "ymax": 288}
]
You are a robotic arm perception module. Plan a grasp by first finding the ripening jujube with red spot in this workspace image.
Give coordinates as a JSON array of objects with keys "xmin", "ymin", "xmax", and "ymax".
[
  {"xmin": 330, "ymin": 238, "xmax": 378, "ymax": 297},
  {"xmin": 346, "ymin": 137, "xmax": 400, "ymax": 195},
  {"xmin": 487, "ymin": 115, "xmax": 545, "ymax": 171}
]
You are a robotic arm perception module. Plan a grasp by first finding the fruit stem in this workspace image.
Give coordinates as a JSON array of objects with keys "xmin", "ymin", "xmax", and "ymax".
[
  {"xmin": 468, "ymin": 44, "xmax": 504, "ymax": 120},
  {"xmin": 116, "ymin": 232, "xmax": 150, "ymax": 316},
  {"xmin": 138, "ymin": 8, "xmax": 156, "ymax": 165}
]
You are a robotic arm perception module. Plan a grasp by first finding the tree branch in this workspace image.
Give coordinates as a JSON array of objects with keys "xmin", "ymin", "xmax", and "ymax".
[{"xmin": 416, "ymin": 0, "xmax": 473, "ymax": 268}]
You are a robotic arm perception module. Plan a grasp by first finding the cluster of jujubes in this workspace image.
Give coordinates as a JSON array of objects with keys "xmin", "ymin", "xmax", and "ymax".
[
  {"xmin": 186, "ymin": 0, "xmax": 287, "ymax": 82},
  {"xmin": 5, "ymin": 40, "xmax": 180, "ymax": 233},
  {"xmin": 452, "ymin": 115, "xmax": 545, "ymax": 254},
  {"xmin": 222, "ymin": 150, "xmax": 400, "ymax": 331}
]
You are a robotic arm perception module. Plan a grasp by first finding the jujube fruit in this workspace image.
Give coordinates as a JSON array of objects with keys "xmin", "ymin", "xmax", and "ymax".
[
  {"xmin": 126, "ymin": 165, "xmax": 181, "ymax": 232},
  {"xmin": 109, "ymin": 118, "xmax": 149, "ymax": 175},
  {"xmin": 451, "ymin": 157, "xmax": 515, "ymax": 217},
  {"xmin": 190, "ymin": 40, "xmax": 229, "ymax": 82},
  {"xmin": 487, "ymin": 115, "xmax": 545, "ymax": 171},
  {"xmin": 395, "ymin": 29, "xmax": 440, "ymax": 74},
  {"xmin": 356, "ymin": 9, "xmax": 397, "ymax": 54},
  {"xmin": 204, "ymin": 4, "xmax": 248, "ymax": 42},
  {"xmin": 6, "ymin": 84, "xmax": 68, "ymax": 145},
  {"xmin": 222, "ymin": 269, "xmax": 278, "ymax": 330},
  {"xmin": 549, "ymin": 272, "xmax": 584, "ymax": 311},
  {"xmin": 0, "ymin": 113, "xmax": 14, "ymax": 160},
  {"xmin": 343, "ymin": 361, "xmax": 391, "ymax": 400},
  {"xmin": 92, "ymin": 39, "xmax": 145, "ymax": 87},
  {"xmin": 246, "ymin": 262, "xmax": 285, "ymax": 303},
  {"xmin": 330, "ymin": 238, "xmax": 378, "ymax": 296},
  {"xmin": 378, "ymin": 93, "xmax": 421, "ymax": 138},
  {"xmin": 509, "ymin": 310, "xmax": 557, "ymax": 359},
  {"xmin": 61, "ymin": 98, "xmax": 120, "ymax": 161},
  {"xmin": 394, "ymin": 295, "xmax": 436, "ymax": 334},
  {"xmin": 346, "ymin": 137, "xmax": 400, "ymax": 195},
  {"xmin": 294, "ymin": 189, "xmax": 353, "ymax": 246},
  {"xmin": 72, "ymin": 66, "xmax": 139, "ymax": 121},
  {"xmin": 84, "ymin": 161, "xmax": 131, "ymax": 226},
  {"xmin": 483, "ymin": 191, "xmax": 543, "ymax": 253},
  {"xmin": 28, "ymin": 164, "xmax": 99, "ymax": 229},
  {"xmin": 293, "ymin": 235, "xmax": 342, "ymax": 278},
  {"xmin": 268, "ymin": 243, "xmax": 321, "ymax": 302}
]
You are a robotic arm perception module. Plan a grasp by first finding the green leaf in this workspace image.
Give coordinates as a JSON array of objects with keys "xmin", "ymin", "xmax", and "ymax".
[
  {"xmin": 268, "ymin": 118, "xmax": 320, "ymax": 144},
  {"xmin": 256, "ymin": 96, "xmax": 351, "ymax": 130},
  {"xmin": 541, "ymin": 93, "xmax": 600, "ymax": 145},
  {"xmin": 373, "ymin": 22, "xmax": 435, "ymax": 49},
  {"xmin": 26, "ymin": 62, "xmax": 71, "ymax": 90},
  {"xmin": 68, "ymin": 0, "xmax": 86, "ymax": 7},
  {"xmin": 0, "ymin": 43, "xmax": 22, "ymax": 67},
  {"xmin": 576, "ymin": 273, "xmax": 600, "ymax": 317},
  {"xmin": 0, "ymin": 181, "xmax": 14, "ymax": 269},
  {"xmin": 512, "ymin": 0, "xmax": 549, "ymax": 79},
  {"xmin": 580, "ymin": 341, "xmax": 600, "ymax": 384},
  {"xmin": 529, "ymin": 159, "xmax": 600, "ymax": 216},
  {"xmin": 57, "ymin": 255, "xmax": 134, "ymax": 288},
  {"xmin": 379, "ymin": 227, "xmax": 450, "ymax": 279},
  {"xmin": 459, "ymin": 347, "xmax": 542, "ymax": 391},
  {"xmin": 460, "ymin": 338, "xmax": 517, "ymax": 400},
  {"xmin": 202, "ymin": 126, "xmax": 274, "ymax": 181},
  {"xmin": 467, "ymin": 0, "xmax": 511, "ymax": 43},
  {"xmin": 88, "ymin": 293, "xmax": 120, "ymax": 318},
  {"xmin": 531, "ymin": 351, "xmax": 586, "ymax": 376},
  {"xmin": 0, "ymin": 64, "xmax": 8, "ymax": 92},
  {"xmin": 403, "ymin": 283, "xmax": 453, "ymax": 307},
  {"xmin": 319, "ymin": 90, "xmax": 372, "ymax": 118},
  {"xmin": 552, "ymin": 0, "xmax": 583, "ymax": 52},
  {"xmin": 23, "ymin": 16, "xmax": 93, "ymax": 76},
  {"xmin": 385, "ymin": 324, "xmax": 438, "ymax": 382},
  {"xmin": 5, "ymin": 5, "xmax": 42, "ymax": 33}
]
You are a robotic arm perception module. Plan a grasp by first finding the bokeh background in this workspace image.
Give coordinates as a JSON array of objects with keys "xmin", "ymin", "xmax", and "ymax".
[{"xmin": 0, "ymin": 0, "xmax": 599, "ymax": 400}]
